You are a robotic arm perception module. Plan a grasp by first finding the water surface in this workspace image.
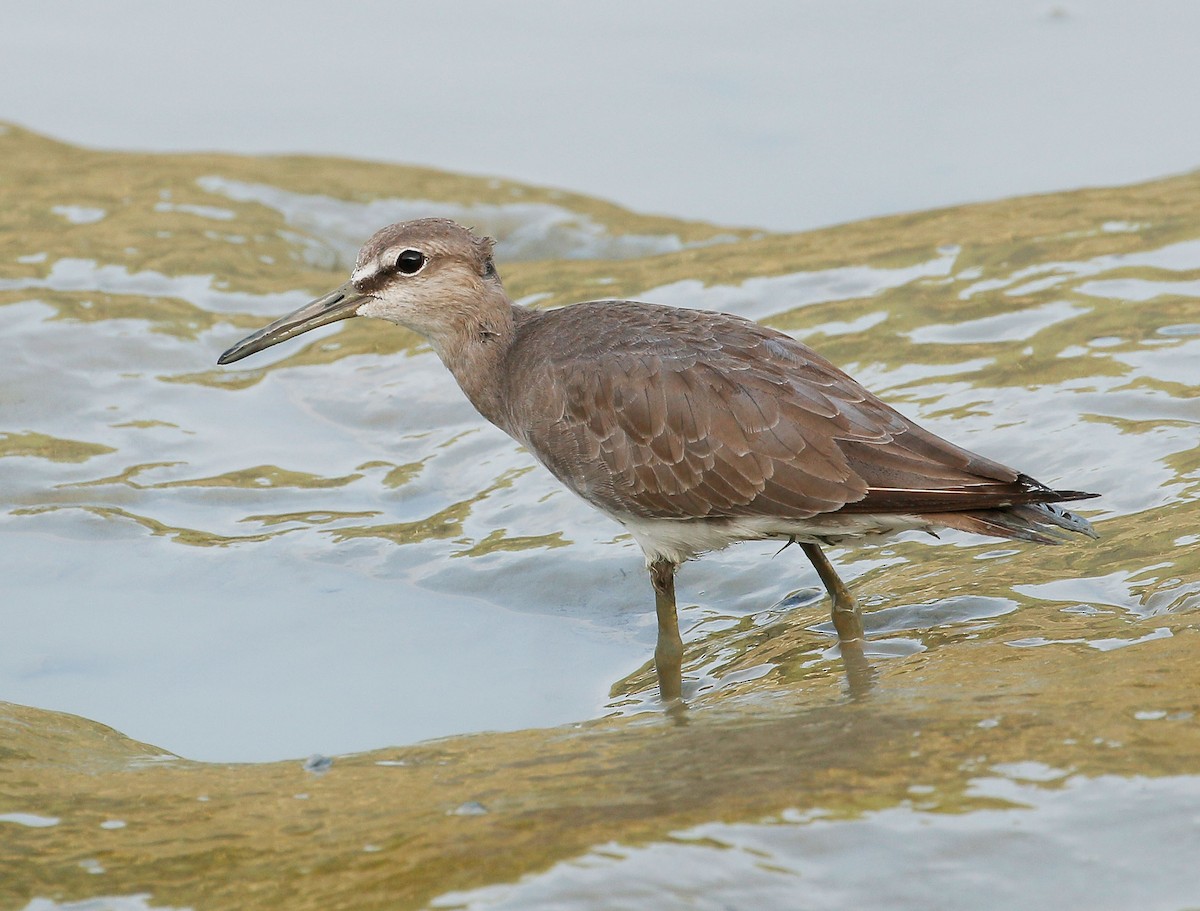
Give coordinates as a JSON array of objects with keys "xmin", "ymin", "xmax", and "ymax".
[
  {"xmin": 6, "ymin": 1, "xmax": 1200, "ymax": 230},
  {"xmin": 1, "ymin": 125, "xmax": 1197, "ymax": 911}
]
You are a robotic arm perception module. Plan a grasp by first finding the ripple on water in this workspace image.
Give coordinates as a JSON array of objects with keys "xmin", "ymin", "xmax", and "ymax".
[
  {"xmin": 428, "ymin": 774, "xmax": 1200, "ymax": 911},
  {"xmin": 195, "ymin": 176, "xmax": 731, "ymax": 265},
  {"xmin": 20, "ymin": 898, "xmax": 187, "ymax": 911},
  {"xmin": 0, "ymin": 129, "xmax": 1196, "ymax": 770}
]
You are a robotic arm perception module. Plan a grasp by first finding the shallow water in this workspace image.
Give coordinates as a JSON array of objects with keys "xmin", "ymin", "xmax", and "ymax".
[
  {"xmin": 1, "ymin": 125, "xmax": 1198, "ymax": 910},
  {"xmin": 435, "ymin": 773, "xmax": 1200, "ymax": 911}
]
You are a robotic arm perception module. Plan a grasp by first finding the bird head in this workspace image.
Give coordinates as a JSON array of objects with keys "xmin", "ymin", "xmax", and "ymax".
[{"xmin": 217, "ymin": 218, "xmax": 502, "ymax": 365}]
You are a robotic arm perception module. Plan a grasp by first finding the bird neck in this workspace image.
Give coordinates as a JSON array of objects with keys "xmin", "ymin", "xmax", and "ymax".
[{"xmin": 427, "ymin": 288, "xmax": 524, "ymax": 428}]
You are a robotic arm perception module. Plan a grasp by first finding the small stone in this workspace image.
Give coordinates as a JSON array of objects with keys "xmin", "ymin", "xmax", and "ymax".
[{"xmin": 304, "ymin": 754, "xmax": 333, "ymax": 774}]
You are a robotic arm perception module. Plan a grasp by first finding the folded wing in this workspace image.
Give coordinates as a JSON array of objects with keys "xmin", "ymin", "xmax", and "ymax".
[{"xmin": 505, "ymin": 301, "xmax": 1092, "ymax": 523}]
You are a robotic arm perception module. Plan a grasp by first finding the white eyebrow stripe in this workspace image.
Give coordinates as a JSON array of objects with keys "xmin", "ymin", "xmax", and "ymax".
[{"xmin": 352, "ymin": 263, "xmax": 380, "ymax": 284}]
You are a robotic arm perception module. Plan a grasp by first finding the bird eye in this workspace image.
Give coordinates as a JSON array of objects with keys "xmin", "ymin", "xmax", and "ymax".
[{"xmin": 395, "ymin": 249, "xmax": 425, "ymax": 275}]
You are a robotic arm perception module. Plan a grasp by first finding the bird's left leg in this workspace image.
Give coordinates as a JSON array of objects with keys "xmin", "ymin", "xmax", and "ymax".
[{"xmin": 649, "ymin": 558, "xmax": 684, "ymax": 702}]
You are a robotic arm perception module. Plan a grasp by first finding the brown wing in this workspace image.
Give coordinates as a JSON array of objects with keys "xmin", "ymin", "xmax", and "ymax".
[{"xmin": 503, "ymin": 300, "xmax": 1060, "ymax": 521}]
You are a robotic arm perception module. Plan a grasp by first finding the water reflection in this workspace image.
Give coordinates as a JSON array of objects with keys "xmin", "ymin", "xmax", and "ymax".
[
  {"xmin": 836, "ymin": 638, "xmax": 875, "ymax": 700},
  {"xmin": 4, "ymin": 120, "xmax": 1196, "ymax": 759},
  {"xmin": 1, "ymin": 123, "xmax": 1198, "ymax": 910},
  {"xmin": 429, "ymin": 773, "xmax": 1200, "ymax": 911}
]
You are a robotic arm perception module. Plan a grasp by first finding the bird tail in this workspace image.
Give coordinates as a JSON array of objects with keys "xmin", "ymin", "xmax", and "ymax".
[{"xmin": 925, "ymin": 492, "xmax": 1099, "ymax": 546}]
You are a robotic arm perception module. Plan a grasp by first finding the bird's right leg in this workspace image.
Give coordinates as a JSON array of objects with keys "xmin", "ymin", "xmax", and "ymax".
[
  {"xmin": 800, "ymin": 542, "xmax": 865, "ymax": 643},
  {"xmin": 799, "ymin": 542, "xmax": 874, "ymax": 696},
  {"xmin": 649, "ymin": 558, "xmax": 684, "ymax": 702}
]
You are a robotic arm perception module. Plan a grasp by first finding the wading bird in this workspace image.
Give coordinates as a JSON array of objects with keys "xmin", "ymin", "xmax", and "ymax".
[{"xmin": 219, "ymin": 219, "xmax": 1097, "ymax": 700}]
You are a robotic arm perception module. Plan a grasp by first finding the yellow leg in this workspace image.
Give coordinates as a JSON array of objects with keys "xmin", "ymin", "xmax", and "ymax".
[
  {"xmin": 649, "ymin": 559, "xmax": 684, "ymax": 703},
  {"xmin": 800, "ymin": 542, "xmax": 865, "ymax": 644}
]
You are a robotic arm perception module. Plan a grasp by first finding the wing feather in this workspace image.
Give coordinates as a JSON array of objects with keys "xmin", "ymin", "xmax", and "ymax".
[{"xmin": 502, "ymin": 301, "xmax": 1061, "ymax": 521}]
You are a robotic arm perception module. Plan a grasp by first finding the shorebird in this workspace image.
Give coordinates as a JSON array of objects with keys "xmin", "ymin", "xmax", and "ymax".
[{"xmin": 218, "ymin": 218, "xmax": 1098, "ymax": 701}]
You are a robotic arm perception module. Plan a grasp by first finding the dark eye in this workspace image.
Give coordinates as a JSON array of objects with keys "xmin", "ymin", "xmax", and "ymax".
[{"xmin": 395, "ymin": 249, "xmax": 425, "ymax": 274}]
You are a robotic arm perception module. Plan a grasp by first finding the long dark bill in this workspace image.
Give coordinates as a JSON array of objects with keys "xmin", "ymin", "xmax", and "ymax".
[{"xmin": 217, "ymin": 282, "xmax": 372, "ymax": 365}]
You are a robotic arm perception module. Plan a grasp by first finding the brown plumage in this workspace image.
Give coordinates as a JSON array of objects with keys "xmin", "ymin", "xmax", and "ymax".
[
  {"xmin": 500, "ymin": 300, "xmax": 1092, "ymax": 533},
  {"xmin": 219, "ymin": 218, "xmax": 1099, "ymax": 701}
]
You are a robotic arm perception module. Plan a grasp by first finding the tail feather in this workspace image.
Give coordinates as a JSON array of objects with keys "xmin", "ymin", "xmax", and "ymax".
[
  {"xmin": 1024, "ymin": 501, "xmax": 1098, "ymax": 538},
  {"xmin": 924, "ymin": 498, "xmax": 1098, "ymax": 546}
]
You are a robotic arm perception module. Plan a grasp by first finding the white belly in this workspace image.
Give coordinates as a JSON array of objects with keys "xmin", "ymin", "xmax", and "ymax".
[{"xmin": 616, "ymin": 512, "xmax": 932, "ymax": 565}]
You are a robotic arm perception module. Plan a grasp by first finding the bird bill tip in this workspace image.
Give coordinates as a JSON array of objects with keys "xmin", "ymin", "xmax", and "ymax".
[{"xmin": 215, "ymin": 282, "xmax": 370, "ymax": 367}]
